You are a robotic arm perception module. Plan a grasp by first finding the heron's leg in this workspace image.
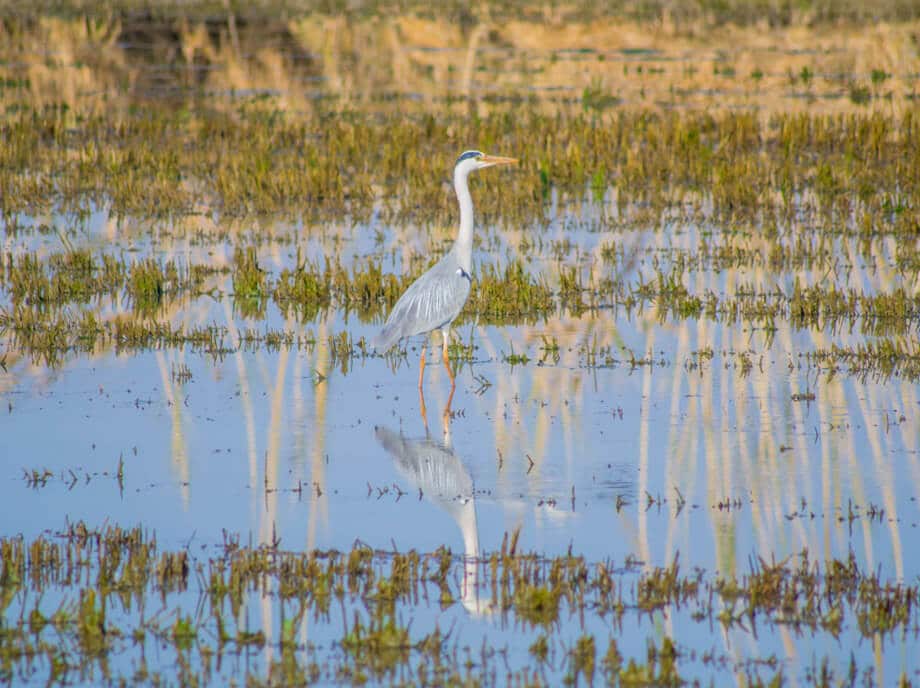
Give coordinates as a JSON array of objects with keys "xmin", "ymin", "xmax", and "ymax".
[
  {"xmin": 441, "ymin": 329, "xmax": 455, "ymax": 387},
  {"xmin": 418, "ymin": 341, "xmax": 427, "ymax": 390},
  {"xmin": 418, "ymin": 340, "xmax": 428, "ymax": 424}
]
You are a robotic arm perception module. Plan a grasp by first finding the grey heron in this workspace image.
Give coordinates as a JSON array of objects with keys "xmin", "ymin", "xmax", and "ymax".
[{"xmin": 373, "ymin": 150, "xmax": 517, "ymax": 390}]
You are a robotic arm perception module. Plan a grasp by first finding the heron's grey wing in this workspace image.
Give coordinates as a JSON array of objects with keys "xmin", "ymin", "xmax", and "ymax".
[{"xmin": 373, "ymin": 258, "xmax": 471, "ymax": 350}]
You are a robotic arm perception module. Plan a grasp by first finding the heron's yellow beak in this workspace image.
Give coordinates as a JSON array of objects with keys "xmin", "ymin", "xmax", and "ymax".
[{"xmin": 480, "ymin": 154, "xmax": 518, "ymax": 166}]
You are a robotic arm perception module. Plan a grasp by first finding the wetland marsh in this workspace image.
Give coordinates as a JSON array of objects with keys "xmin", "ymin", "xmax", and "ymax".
[{"xmin": 2, "ymin": 2, "xmax": 920, "ymax": 685}]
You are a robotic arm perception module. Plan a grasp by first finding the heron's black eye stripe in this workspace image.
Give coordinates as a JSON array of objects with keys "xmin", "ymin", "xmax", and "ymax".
[{"xmin": 456, "ymin": 150, "xmax": 483, "ymax": 165}]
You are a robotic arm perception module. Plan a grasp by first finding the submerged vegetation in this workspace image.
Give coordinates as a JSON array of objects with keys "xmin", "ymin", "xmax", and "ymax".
[
  {"xmin": 1, "ymin": 523, "xmax": 918, "ymax": 686},
  {"xmin": 1, "ymin": 106, "xmax": 919, "ymax": 232},
  {"xmin": 5, "ymin": 246, "xmax": 920, "ymax": 378}
]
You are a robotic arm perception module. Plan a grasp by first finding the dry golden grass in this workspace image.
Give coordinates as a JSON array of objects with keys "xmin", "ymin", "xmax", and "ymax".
[{"xmin": 2, "ymin": 12, "xmax": 917, "ymax": 116}]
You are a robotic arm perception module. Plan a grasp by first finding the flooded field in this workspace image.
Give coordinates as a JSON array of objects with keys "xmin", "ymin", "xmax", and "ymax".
[{"xmin": 2, "ymin": 3, "xmax": 920, "ymax": 685}]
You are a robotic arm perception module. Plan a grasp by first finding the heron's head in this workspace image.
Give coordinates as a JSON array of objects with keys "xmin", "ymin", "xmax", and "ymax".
[{"xmin": 455, "ymin": 150, "xmax": 517, "ymax": 176}]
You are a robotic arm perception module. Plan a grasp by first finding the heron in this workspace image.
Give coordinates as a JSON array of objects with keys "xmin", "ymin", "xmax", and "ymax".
[{"xmin": 373, "ymin": 150, "xmax": 517, "ymax": 392}]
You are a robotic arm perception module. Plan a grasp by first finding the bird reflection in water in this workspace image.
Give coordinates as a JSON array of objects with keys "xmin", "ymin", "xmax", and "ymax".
[{"xmin": 374, "ymin": 395, "xmax": 488, "ymax": 615}]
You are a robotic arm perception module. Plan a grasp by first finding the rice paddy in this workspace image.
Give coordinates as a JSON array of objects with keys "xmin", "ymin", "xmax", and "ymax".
[{"xmin": 2, "ymin": 2, "xmax": 920, "ymax": 685}]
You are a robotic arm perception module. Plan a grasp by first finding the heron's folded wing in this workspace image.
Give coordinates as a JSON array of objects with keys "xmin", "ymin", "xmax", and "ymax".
[{"xmin": 373, "ymin": 263, "xmax": 471, "ymax": 350}]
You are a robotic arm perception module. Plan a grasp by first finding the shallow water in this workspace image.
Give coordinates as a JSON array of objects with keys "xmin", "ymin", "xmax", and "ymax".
[
  {"xmin": 6, "ymin": 286, "xmax": 918, "ymax": 573},
  {"xmin": 3, "ymin": 205, "xmax": 920, "ymax": 684}
]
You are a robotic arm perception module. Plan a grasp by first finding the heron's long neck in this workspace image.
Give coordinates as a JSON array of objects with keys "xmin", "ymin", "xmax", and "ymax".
[{"xmin": 453, "ymin": 167, "xmax": 474, "ymax": 273}]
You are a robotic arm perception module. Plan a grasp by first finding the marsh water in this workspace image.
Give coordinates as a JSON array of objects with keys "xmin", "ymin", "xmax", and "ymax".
[{"xmin": 2, "ymin": 8, "xmax": 920, "ymax": 686}]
